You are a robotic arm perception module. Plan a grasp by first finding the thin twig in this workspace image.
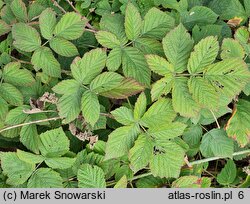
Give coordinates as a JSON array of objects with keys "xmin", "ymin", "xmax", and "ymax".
[
  {"xmin": 85, "ymin": 28, "xmax": 97, "ymax": 33},
  {"xmin": 11, "ymin": 56, "xmax": 32, "ymax": 65},
  {"xmin": 51, "ymin": 0, "xmax": 67, "ymax": 14},
  {"xmin": 27, "ymin": 21, "xmax": 39, "ymax": 26},
  {"xmin": 210, "ymin": 109, "xmax": 221, "ymax": 129},
  {"xmin": 64, "ymin": 0, "xmax": 96, "ymax": 31},
  {"xmin": 100, "ymin": 113, "xmax": 114, "ymax": 119},
  {"xmin": 65, "ymin": 0, "xmax": 79, "ymax": 14},
  {"xmin": 0, "ymin": 117, "xmax": 63, "ymax": 133}
]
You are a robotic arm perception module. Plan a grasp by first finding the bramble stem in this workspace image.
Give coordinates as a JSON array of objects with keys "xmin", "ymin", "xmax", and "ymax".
[
  {"xmin": 51, "ymin": 0, "xmax": 67, "ymax": 13},
  {"xmin": 0, "ymin": 117, "xmax": 63, "ymax": 133},
  {"xmin": 105, "ymin": 150, "xmax": 250, "ymax": 187},
  {"xmin": 210, "ymin": 109, "xmax": 221, "ymax": 129},
  {"xmin": 189, "ymin": 150, "xmax": 250, "ymax": 166}
]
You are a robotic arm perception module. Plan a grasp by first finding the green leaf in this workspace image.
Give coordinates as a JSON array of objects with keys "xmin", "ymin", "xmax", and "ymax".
[
  {"xmin": 192, "ymin": 24, "xmax": 222, "ymax": 43},
  {"xmin": 71, "ymin": 48, "xmax": 107, "ymax": 84},
  {"xmin": 100, "ymin": 78, "xmax": 145, "ymax": 99},
  {"xmin": 20, "ymin": 117, "xmax": 44, "ymax": 154},
  {"xmin": 183, "ymin": 125, "xmax": 203, "ymax": 149},
  {"xmin": 205, "ymin": 58, "xmax": 250, "ymax": 100},
  {"xmin": 106, "ymin": 48, "xmax": 122, "ymax": 71},
  {"xmin": 39, "ymin": 8, "xmax": 56, "ymax": 40},
  {"xmin": 134, "ymin": 92, "xmax": 147, "ymax": 120},
  {"xmin": 27, "ymin": 1, "xmax": 45, "ymax": 21},
  {"xmin": 111, "ymin": 107, "xmax": 135, "ymax": 126},
  {"xmin": 172, "ymin": 176, "xmax": 211, "ymax": 188},
  {"xmin": 105, "ymin": 125, "xmax": 140, "ymax": 160},
  {"xmin": 181, "ymin": 6, "xmax": 218, "ymax": 30},
  {"xmin": 146, "ymin": 54, "xmax": 174, "ymax": 75},
  {"xmin": 45, "ymin": 157, "xmax": 76, "ymax": 169},
  {"xmin": 172, "ymin": 77, "xmax": 200, "ymax": 118},
  {"xmin": 188, "ymin": 77, "xmax": 219, "ymax": 110},
  {"xmin": 140, "ymin": 98, "xmax": 176, "ymax": 128},
  {"xmin": 209, "ymin": 0, "xmax": 247, "ymax": 21},
  {"xmin": 0, "ymin": 83, "xmax": 23, "ymax": 106},
  {"xmin": 81, "ymin": 90, "xmax": 100, "ymax": 127},
  {"xmin": 151, "ymin": 75, "xmax": 173, "ymax": 102},
  {"xmin": 114, "ymin": 175, "xmax": 127, "ymax": 188},
  {"xmin": 148, "ymin": 122, "xmax": 187, "ymax": 140},
  {"xmin": 49, "ymin": 37, "xmax": 78, "ymax": 57},
  {"xmin": 142, "ymin": 7, "xmax": 175, "ymax": 39},
  {"xmin": 217, "ymin": 160, "xmax": 237, "ymax": 185},
  {"xmin": 187, "ymin": 36, "xmax": 219, "ymax": 74},
  {"xmin": 2, "ymin": 62, "xmax": 35, "ymax": 86},
  {"xmin": 0, "ymin": 96, "xmax": 8, "ymax": 121},
  {"xmin": 90, "ymin": 72, "xmax": 123, "ymax": 93},
  {"xmin": 234, "ymin": 27, "xmax": 250, "ymax": 55},
  {"xmin": 16, "ymin": 149, "xmax": 44, "ymax": 164},
  {"xmin": 136, "ymin": 175, "xmax": 166, "ymax": 188},
  {"xmin": 200, "ymin": 129, "xmax": 234, "ymax": 158},
  {"xmin": 1, "ymin": 152, "xmax": 35, "ymax": 186},
  {"xmin": 4, "ymin": 106, "xmax": 28, "ymax": 127},
  {"xmin": 57, "ymin": 87, "xmax": 83, "ymax": 124},
  {"xmin": 77, "ymin": 164, "xmax": 106, "ymax": 188},
  {"xmin": 122, "ymin": 47, "xmax": 151, "ymax": 86},
  {"xmin": 150, "ymin": 141, "xmax": 185, "ymax": 178},
  {"xmin": 0, "ymin": 20, "xmax": 11, "ymax": 36},
  {"xmin": 38, "ymin": 127, "xmax": 70, "ymax": 158},
  {"xmin": 10, "ymin": 0, "xmax": 28, "ymax": 23},
  {"xmin": 31, "ymin": 47, "xmax": 61, "ymax": 78},
  {"xmin": 162, "ymin": 24, "xmax": 194, "ymax": 73},
  {"xmin": 12, "ymin": 23, "xmax": 41, "ymax": 52},
  {"xmin": 125, "ymin": 3, "xmax": 142, "ymax": 40},
  {"xmin": 221, "ymin": 38, "xmax": 245, "ymax": 60},
  {"xmin": 134, "ymin": 38, "xmax": 164, "ymax": 56},
  {"xmin": 8, "ymin": 118, "xmax": 29, "ymax": 137},
  {"xmin": 115, "ymin": 164, "xmax": 133, "ymax": 181},
  {"xmin": 52, "ymin": 79, "xmax": 80, "ymax": 95},
  {"xmin": 129, "ymin": 134, "xmax": 153, "ymax": 173},
  {"xmin": 27, "ymin": 168, "xmax": 63, "ymax": 188},
  {"xmin": 100, "ymin": 13, "xmax": 127, "ymax": 43},
  {"xmin": 95, "ymin": 31, "xmax": 121, "ymax": 48},
  {"xmin": 54, "ymin": 12, "xmax": 85, "ymax": 40},
  {"xmin": 225, "ymin": 99, "xmax": 250, "ymax": 147},
  {"xmin": 1, "ymin": 4, "xmax": 15, "ymax": 25}
]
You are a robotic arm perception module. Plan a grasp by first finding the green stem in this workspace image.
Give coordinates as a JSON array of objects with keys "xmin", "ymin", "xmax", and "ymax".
[
  {"xmin": 106, "ymin": 150, "xmax": 250, "ymax": 187},
  {"xmin": 239, "ymin": 175, "xmax": 250, "ymax": 188},
  {"xmin": 189, "ymin": 150, "xmax": 250, "ymax": 166}
]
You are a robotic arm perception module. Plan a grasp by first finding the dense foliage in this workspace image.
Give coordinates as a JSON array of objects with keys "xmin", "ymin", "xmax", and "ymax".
[{"xmin": 0, "ymin": 0, "xmax": 250, "ymax": 188}]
